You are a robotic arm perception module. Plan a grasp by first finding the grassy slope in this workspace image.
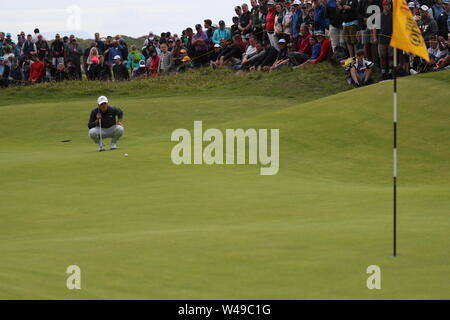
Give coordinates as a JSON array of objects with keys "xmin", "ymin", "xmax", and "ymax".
[{"xmin": 0, "ymin": 67, "xmax": 449, "ymax": 299}]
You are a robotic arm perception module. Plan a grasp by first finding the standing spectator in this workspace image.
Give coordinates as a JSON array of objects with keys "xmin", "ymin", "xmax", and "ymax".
[
  {"xmin": 291, "ymin": 1, "xmax": 302, "ymax": 42},
  {"xmin": 239, "ymin": 3, "xmax": 253, "ymax": 35},
  {"xmin": 67, "ymin": 38, "xmax": 83, "ymax": 79},
  {"xmin": 22, "ymin": 34, "xmax": 37, "ymax": 58},
  {"xmin": 147, "ymin": 50, "xmax": 160, "ymax": 77},
  {"xmin": 338, "ymin": 0, "xmax": 359, "ymax": 58},
  {"xmin": 250, "ymin": 0, "xmax": 262, "ymax": 36},
  {"xmin": 0, "ymin": 57, "xmax": 10, "ymax": 88},
  {"xmin": 192, "ymin": 24, "xmax": 210, "ymax": 67},
  {"xmin": 266, "ymin": 1, "xmax": 278, "ymax": 48},
  {"xmin": 231, "ymin": 16, "xmax": 241, "ymax": 35},
  {"xmin": 235, "ymin": 5, "xmax": 243, "ymax": 18},
  {"xmin": 358, "ymin": 0, "xmax": 380, "ymax": 62},
  {"xmin": 418, "ymin": 5, "xmax": 439, "ymax": 44},
  {"xmin": 204, "ymin": 19, "xmax": 215, "ymax": 40},
  {"xmin": 436, "ymin": 0, "xmax": 449, "ymax": 39},
  {"xmin": 29, "ymin": 54, "xmax": 44, "ymax": 83},
  {"xmin": 22, "ymin": 56, "xmax": 31, "ymax": 81},
  {"xmin": 432, "ymin": 0, "xmax": 445, "ymax": 20},
  {"xmin": 213, "ymin": 20, "xmax": 232, "ymax": 44},
  {"xmin": 50, "ymin": 34, "xmax": 65, "ymax": 67},
  {"xmin": 373, "ymin": 0, "xmax": 393, "ymax": 79},
  {"xmin": 84, "ymin": 42, "xmax": 97, "ymax": 76},
  {"xmin": 95, "ymin": 33, "xmax": 105, "ymax": 55},
  {"xmin": 35, "ymin": 34, "xmax": 49, "ymax": 60},
  {"xmin": 112, "ymin": 56, "xmax": 129, "ymax": 81},
  {"xmin": 108, "ymin": 40, "xmax": 124, "ymax": 65},
  {"xmin": 313, "ymin": 0, "xmax": 328, "ymax": 31},
  {"xmin": 87, "ymin": 46, "xmax": 100, "ymax": 80},
  {"xmin": 127, "ymin": 45, "xmax": 145, "ymax": 77},
  {"xmin": 159, "ymin": 43, "xmax": 174, "ymax": 75}
]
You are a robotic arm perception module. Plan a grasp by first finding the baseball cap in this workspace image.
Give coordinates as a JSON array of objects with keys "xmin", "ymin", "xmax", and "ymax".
[
  {"xmin": 180, "ymin": 49, "xmax": 187, "ymax": 54},
  {"xmin": 267, "ymin": 0, "xmax": 275, "ymax": 5},
  {"xmin": 182, "ymin": 56, "xmax": 191, "ymax": 62},
  {"xmin": 219, "ymin": 20, "xmax": 225, "ymax": 25},
  {"xmin": 139, "ymin": 60, "xmax": 146, "ymax": 67},
  {"xmin": 314, "ymin": 30, "xmax": 325, "ymax": 36},
  {"xmin": 293, "ymin": 0, "xmax": 301, "ymax": 5},
  {"xmin": 97, "ymin": 96, "xmax": 108, "ymax": 105},
  {"xmin": 408, "ymin": 2, "xmax": 415, "ymax": 8},
  {"xmin": 114, "ymin": 55, "xmax": 122, "ymax": 60},
  {"xmin": 214, "ymin": 44, "xmax": 221, "ymax": 48},
  {"xmin": 6, "ymin": 33, "xmax": 12, "ymax": 37},
  {"xmin": 278, "ymin": 38, "xmax": 287, "ymax": 44},
  {"xmin": 420, "ymin": 4, "xmax": 429, "ymax": 10},
  {"xmin": 382, "ymin": 0, "xmax": 391, "ymax": 5}
]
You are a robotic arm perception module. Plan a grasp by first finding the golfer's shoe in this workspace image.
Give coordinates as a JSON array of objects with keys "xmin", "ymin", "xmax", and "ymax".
[
  {"xmin": 99, "ymin": 144, "xmax": 106, "ymax": 152},
  {"xmin": 110, "ymin": 143, "xmax": 117, "ymax": 150}
]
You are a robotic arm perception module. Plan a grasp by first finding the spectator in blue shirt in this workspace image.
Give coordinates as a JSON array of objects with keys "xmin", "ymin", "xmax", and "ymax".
[{"xmin": 212, "ymin": 20, "xmax": 232, "ymax": 44}]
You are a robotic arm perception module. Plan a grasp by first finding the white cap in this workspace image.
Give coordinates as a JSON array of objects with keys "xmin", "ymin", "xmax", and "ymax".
[
  {"xmin": 293, "ymin": 0, "xmax": 301, "ymax": 4},
  {"xmin": 278, "ymin": 38, "xmax": 287, "ymax": 43},
  {"xmin": 407, "ymin": 2, "xmax": 415, "ymax": 8},
  {"xmin": 420, "ymin": 4, "xmax": 429, "ymax": 11},
  {"xmin": 97, "ymin": 96, "xmax": 108, "ymax": 105},
  {"xmin": 114, "ymin": 55, "xmax": 121, "ymax": 60},
  {"xmin": 214, "ymin": 44, "xmax": 221, "ymax": 48}
]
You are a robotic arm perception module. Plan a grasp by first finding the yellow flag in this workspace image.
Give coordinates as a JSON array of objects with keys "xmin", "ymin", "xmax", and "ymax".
[{"xmin": 390, "ymin": 0, "xmax": 430, "ymax": 61}]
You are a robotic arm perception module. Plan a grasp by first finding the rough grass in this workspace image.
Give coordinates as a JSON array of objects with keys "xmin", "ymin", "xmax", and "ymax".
[{"xmin": 0, "ymin": 63, "xmax": 350, "ymax": 106}]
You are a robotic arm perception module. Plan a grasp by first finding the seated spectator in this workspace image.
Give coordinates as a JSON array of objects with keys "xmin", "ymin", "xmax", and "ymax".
[
  {"xmin": 66, "ymin": 59, "xmax": 78, "ymax": 80},
  {"xmin": 238, "ymin": 40, "xmax": 265, "ymax": 69},
  {"xmin": 216, "ymin": 35, "xmax": 243, "ymax": 67},
  {"xmin": 349, "ymin": 49, "xmax": 374, "ymax": 86},
  {"xmin": 269, "ymin": 38, "xmax": 290, "ymax": 71},
  {"xmin": 8, "ymin": 58, "xmax": 24, "ymax": 86},
  {"xmin": 54, "ymin": 63, "xmax": 69, "ymax": 82},
  {"xmin": 300, "ymin": 33, "xmax": 322, "ymax": 66},
  {"xmin": 250, "ymin": 43, "xmax": 279, "ymax": 71},
  {"xmin": 29, "ymin": 54, "xmax": 44, "ymax": 83},
  {"xmin": 297, "ymin": 24, "xmax": 312, "ymax": 55},
  {"xmin": 112, "ymin": 55, "xmax": 129, "ymax": 81},
  {"xmin": 96, "ymin": 55, "xmax": 112, "ymax": 81},
  {"xmin": 414, "ymin": 36, "xmax": 449, "ymax": 73}
]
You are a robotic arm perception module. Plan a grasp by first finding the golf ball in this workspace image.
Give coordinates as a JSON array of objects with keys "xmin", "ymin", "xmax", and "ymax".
[{"xmin": 124, "ymin": 153, "xmax": 129, "ymax": 157}]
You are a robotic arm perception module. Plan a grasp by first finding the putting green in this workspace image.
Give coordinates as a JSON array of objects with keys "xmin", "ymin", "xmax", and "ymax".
[{"xmin": 0, "ymin": 69, "xmax": 449, "ymax": 299}]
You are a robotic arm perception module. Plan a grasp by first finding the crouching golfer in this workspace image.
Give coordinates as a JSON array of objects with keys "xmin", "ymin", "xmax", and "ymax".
[{"xmin": 88, "ymin": 96, "xmax": 124, "ymax": 152}]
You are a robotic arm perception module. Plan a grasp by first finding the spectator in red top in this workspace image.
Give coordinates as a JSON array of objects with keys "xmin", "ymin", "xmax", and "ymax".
[
  {"xmin": 30, "ymin": 55, "xmax": 44, "ymax": 83},
  {"xmin": 298, "ymin": 24, "xmax": 312, "ymax": 55},
  {"xmin": 301, "ymin": 31, "xmax": 331, "ymax": 65},
  {"xmin": 266, "ymin": 1, "xmax": 278, "ymax": 49},
  {"xmin": 147, "ymin": 50, "xmax": 160, "ymax": 77},
  {"xmin": 310, "ymin": 31, "xmax": 331, "ymax": 64}
]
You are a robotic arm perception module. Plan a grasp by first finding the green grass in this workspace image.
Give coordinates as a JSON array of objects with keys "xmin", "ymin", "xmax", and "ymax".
[{"xmin": 0, "ymin": 67, "xmax": 449, "ymax": 299}]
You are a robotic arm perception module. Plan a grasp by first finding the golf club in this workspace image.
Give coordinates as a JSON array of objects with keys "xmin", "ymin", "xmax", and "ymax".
[{"xmin": 99, "ymin": 117, "xmax": 103, "ymax": 149}]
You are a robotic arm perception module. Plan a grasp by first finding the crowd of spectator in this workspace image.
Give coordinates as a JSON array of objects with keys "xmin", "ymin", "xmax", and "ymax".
[{"xmin": 1, "ymin": 0, "xmax": 449, "ymax": 89}]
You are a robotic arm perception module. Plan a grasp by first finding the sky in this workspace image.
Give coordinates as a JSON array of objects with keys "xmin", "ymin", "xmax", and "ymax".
[{"xmin": 2, "ymin": 0, "xmax": 246, "ymax": 39}]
